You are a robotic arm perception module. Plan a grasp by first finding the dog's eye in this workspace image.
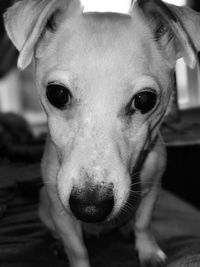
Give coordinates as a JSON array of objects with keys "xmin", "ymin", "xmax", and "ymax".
[
  {"xmin": 46, "ymin": 84, "xmax": 72, "ymax": 109},
  {"xmin": 133, "ymin": 90, "xmax": 157, "ymax": 114}
]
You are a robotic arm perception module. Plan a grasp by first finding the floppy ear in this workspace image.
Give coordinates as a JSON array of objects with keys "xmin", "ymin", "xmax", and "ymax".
[
  {"xmin": 134, "ymin": 0, "xmax": 200, "ymax": 68},
  {"xmin": 4, "ymin": 0, "xmax": 82, "ymax": 70}
]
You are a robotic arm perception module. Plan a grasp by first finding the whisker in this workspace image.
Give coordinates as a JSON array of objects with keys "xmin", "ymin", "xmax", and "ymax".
[
  {"xmin": 131, "ymin": 181, "xmax": 161, "ymax": 187},
  {"xmin": 129, "ymin": 190, "xmax": 142, "ymax": 194},
  {"xmin": 44, "ymin": 181, "xmax": 57, "ymax": 185},
  {"xmin": 130, "ymin": 181, "xmax": 142, "ymax": 186}
]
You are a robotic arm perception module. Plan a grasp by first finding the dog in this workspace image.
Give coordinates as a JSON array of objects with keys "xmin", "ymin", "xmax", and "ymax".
[{"xmin": 4, "ymin": 0, "xmax": 200, "ymax": 266}]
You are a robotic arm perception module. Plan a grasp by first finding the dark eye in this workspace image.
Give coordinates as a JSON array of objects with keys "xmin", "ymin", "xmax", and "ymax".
[
  {"xmin": 46, "ymin": 84, "xmax": 72, "ymax": 109},
  {"xmin": 133, "ymin": 90, "xmax": 157, "ymax": 114}
]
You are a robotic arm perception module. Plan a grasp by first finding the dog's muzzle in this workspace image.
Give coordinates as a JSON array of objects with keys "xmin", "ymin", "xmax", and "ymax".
[{"xmin": 69, "ymin": 182, "xmax": 114, "ymax": 223}]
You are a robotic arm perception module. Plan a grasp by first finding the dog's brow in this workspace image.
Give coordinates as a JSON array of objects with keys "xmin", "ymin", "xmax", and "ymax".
[{"xmin": 41, "ymin": 69, "xmax": 77, "ymax": 89}]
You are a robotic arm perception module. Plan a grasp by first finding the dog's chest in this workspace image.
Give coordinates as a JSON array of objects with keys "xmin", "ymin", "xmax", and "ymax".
[{"xmin": 82, "ymin": 221, "xmax": 119, "ymax": 237}]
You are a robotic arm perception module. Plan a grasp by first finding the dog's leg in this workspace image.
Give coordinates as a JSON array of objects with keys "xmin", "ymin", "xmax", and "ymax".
[
  {"xmin": 40, "ymin": 139, "xmax": 90, "ymax": 267},
  {"xmin": 134, "ymin": 140, "xmax": 167, "ymax": 267},
  {"xmin": 134, "ymin": 186, "xmax": 166, "ymax": 267},
  {"xmin": 120, "ymin": 139, "xmax": 167, "ymax": 266},
  {"xmin": 120, "ymin": 187, "xmax": 166, "ymax": 267},
  {"xmin": 39, "ymin": 186, "xmax": 58, "ymax": 238},
  {"xmin": 40, "ymin": 187, "xmax": 90, "ymax": 267},
  {"xmin": 50, "ymin": 206, "xmax": 90, "ymax": 267}
]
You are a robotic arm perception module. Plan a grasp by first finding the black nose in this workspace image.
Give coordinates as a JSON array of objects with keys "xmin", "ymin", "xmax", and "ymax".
[{"xmin": 69, "ymin": 184, "xmax": 114, "ymax": 223}]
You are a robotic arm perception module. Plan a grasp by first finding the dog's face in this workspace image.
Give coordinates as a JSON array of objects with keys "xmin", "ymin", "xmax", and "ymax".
[
  {"xmin": 4, "ymin": 0, "xmax": 200, "ymax": 222},
  {"xmin": 36, "ymin": 12, "xmax": 172, "ymax": 218}
]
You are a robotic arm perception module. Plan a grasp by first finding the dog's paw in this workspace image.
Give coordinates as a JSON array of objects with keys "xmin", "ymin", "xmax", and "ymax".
[
  {"xmin": 135, "ymin": 231, "xmax": 167, "ymax": 267},
  {"xmin": 139, "ymin": 248, "xmax": 167, "ymax": 267},
  {"xmin": 50, "ymin": 240, "xmax": 66, "ymax": 258}
]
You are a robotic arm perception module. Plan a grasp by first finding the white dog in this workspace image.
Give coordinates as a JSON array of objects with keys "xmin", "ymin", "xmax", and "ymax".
[{"xmin": 4, "ymin": 0, "xmax": 200, "ymax": 266}]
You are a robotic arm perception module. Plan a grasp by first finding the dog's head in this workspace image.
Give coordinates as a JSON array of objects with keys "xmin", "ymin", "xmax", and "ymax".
[{"xmin": 4, "ymin": 0, "xmax": 200, "ymax": 223}]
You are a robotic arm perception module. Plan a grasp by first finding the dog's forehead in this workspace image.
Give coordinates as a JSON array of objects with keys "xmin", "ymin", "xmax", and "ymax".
[
  {"xmin": 56, "ymin": 11, "xmax": 154, "ymax": 62},
  {"xmin": 38, "ymin": 11, "xmax": 166, "ymax": 93}
]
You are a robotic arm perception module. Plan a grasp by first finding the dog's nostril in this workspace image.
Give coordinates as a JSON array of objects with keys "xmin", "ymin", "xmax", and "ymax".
[{"xmin": 69, "ymin": 186, "xmax": 114, "ymax": 223}]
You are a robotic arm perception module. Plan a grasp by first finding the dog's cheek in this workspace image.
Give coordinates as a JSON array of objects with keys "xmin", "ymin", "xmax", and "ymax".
[
  {"xmin": 113, "ymin": 171, "xmax": 131, "ymax": 215},
  {"xmin": 47, "ymin": 115, "xmax": 77, "ymax": 156},
  {"xmin": 124, "ymin": 124, "xmax": 149, "ymax": 163},
  {"xmin": 56, "ymin": 164, "xmax": 74, "ymax": 210},
  {"xmin": 108, "ymin": 128, "xmax": 144, "ymax": 215}
]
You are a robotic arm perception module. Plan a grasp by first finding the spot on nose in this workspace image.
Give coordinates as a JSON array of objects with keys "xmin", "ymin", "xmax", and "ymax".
[{"xmin": 69, "ymin": 184, "xmax": 114, "ymax": 223}]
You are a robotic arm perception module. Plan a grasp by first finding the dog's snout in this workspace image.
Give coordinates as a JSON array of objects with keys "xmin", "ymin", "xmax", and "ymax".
[{"xmin": 69, "ymin": 184, "xmax": 114, "ymax": 223}]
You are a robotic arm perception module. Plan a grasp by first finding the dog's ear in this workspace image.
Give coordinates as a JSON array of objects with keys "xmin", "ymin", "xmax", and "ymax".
[
  {"xmin": 134, "ymin": 0, "xmax": 200, "ymax": 68},
  {"xmin": 4, "ymin": 0, "xmax": 82, "ymax": 70}
]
